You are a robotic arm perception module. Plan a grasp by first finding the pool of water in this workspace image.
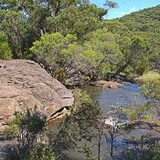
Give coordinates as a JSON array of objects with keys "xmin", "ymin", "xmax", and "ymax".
[
  {"xmin": 50, "ymin": 83, "xmax": 159, "ymax": 160},
  {"xmin": 80, "ymin": 84, "xmax": 160, "ymax": 159},
  {"xmin": 82, "ymin": 83, "xmax": 146, "ymax": 112}
]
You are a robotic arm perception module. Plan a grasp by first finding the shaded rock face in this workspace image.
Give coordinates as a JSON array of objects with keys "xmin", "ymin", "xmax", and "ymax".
[{"xmin": 0, "ymin": 60, "xmax": 74, "ymax": 131}]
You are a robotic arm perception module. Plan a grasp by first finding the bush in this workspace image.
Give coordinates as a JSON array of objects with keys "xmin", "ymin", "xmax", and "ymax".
[
  {"xmin": 135, "ymin": 71, "xmax": 160, "ymax": 84},
  {"xmin": 3, "ymin": 108, "xmax": 48, "ymax": 160},
  {"xmin": 0, "ymin": 33, "xmax": 12, "ymax": 59}
]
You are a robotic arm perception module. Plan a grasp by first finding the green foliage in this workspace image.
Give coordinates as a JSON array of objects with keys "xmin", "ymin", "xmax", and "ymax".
[
  {"xmin": 123, "ymin": 79, "xmax": 160, "ymax": 122},
  {"xmin": 125, "ymin": 35, "xmax": 149, "ymax": 74},
  {"xmin": 64, "ymin": 88, "xmax": 101, "ymax": 140},
  {"xmin": 4, "ymin": 108, "xmax": 48, "ymax": 160},
  {"xmin": 122, "ymin": 136, "xmax": 160, "ymax": 160},
  {"xmin": 0, "ymin": 10, "xmax": 33, "ymax": 58},
  {"xmin": 3, "ymin": 90, "xmax": 102, "ymax": 160},
  {"xmin": 0, "ymin": 33, "xmax": 12, "ymax": 59},
  {"xmin": 47, "ymin": 4, "xmax": 106, "ymax": 38},
  {"xmin": 104, "ymin": 20, "xmax": 150, "ymax": 76},
  {"xmin": 1, "ymin": 0, "xmax": 158, "ymax": 79},
  {"xmin": 30, "ymin": 13, "xmax": 151, "ymax": 82},
  {"xmin": 73, "ymin": 88, "xmax": 93, "ymax": 107},
  {"xmin": 5, "ymin": 108, "xmax": 46, "ymax": 137},
  {"xmin": 119, "ymin": 5, "xmax": 160, "ymax": 71},
  {"xmin": 103, "ymin": 20, "xmax": 130, "ymax": 37},
  {"xmin": 135, "ymin": 71, "xmax": 160, "ymax": 84},
  {"xmin": 142, "ymin": 78, "xmax": 160, "ymax": 100},
  {"xmin": 79, "ymin": 145, "xmax": 95, "ymax": 160},
  {"xmin": 0, "ymin": 41, "xmax": 12, "ymax": 59},
  {"xmin": 141, "ymin": 78, "xmax": 160, "ymax": 115},
  {"xmin": 119, "ymin": 5, "xmax": 160, "ymax": 33},
  {"xmin": 30, "ymin": 32, "xmax": 79, "ymax": 82},
  {"xmin": 123, "ymin": 103, "xmax": 150, "ymax": 121},
  {"xmin": 49, "ymin": 88, "xmax": 101, "ymax": 158},
  {"xmin": 0, "ymin": 0, "xmax": 109, "ymax": 59},
  {"xmin": 78, "ymin": 28, "xmax": 123, "ymax": 79},
  {"xmin": 30, "ymin": 29, "xmax": 123, "ymax": 83},
  {"xmin": 30, "ymin": 143, "xmax": 56, "ymax": 160}
]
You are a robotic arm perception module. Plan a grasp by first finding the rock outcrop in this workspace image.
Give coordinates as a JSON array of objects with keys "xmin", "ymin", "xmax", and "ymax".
[
  {"xmin": 90, "ymin": 80, "xmax": 122, "ymax": 88},
  {"xmin": 0, "ymin": 60, "xmax": 74, "ymax": 132}
]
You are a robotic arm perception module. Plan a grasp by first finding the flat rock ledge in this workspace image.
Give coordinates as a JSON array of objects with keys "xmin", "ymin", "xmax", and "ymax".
[
  {"xmin": 90, "ymin": 80, "xmax": 122, "ymax": 88},
  {"xmin": 0, "ymin": 60, "xmax": 74, "ymax": 133}
]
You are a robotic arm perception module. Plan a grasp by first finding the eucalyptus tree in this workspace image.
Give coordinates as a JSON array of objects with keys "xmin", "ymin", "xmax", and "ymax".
[
  {"xmin": 111, "ymin": 35, "xmax": 149, "ymax": 77},
  {"xmin": 1, "ymin": 0, "xmax": 117, "ymax": 59},
  {"xmin": 0, "ymin": 10, "xmax": 32, "ymax": 58},
  {"xmin": 46, "ymin": 4, "xmax": 107, "ymax": 38},
  {"xmin": 30, "ymin": 28, "xmax": 123, "ymax": 84},
  {"xmin": 82, "ymin": 28, "xmax": 123, "ymax": 79},
  {"xmin": 30, "ymin": 32, "xmax": 80, "ymax": 83}
]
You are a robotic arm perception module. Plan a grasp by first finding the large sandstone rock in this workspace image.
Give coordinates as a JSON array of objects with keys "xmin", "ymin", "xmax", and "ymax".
[{"xmin": 0, "ymin": 60, "xmax": 74, "ymax": 132}]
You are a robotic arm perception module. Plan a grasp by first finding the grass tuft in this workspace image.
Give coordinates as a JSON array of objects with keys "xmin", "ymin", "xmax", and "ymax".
[{"xmin": 134, "ymin": 71, "xmax": 160, "ymax": 84}]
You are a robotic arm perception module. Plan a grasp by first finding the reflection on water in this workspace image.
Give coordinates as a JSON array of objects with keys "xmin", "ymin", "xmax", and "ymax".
[{"xmin": 82, "ymin": 83, "xmax": 146, "ymax": 112}]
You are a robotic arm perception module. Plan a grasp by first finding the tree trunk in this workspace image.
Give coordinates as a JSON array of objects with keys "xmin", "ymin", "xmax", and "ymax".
[
  {"xmin": 110, "ymin": 132, "xmax": 114, "ymax": 159},
  {"xmin": 97, "ymin": 135, "xmax": 101, "ymax": 160},
  {"xmin": 111, "ymin": 59, "xmax": 132, "ymax": 79}
]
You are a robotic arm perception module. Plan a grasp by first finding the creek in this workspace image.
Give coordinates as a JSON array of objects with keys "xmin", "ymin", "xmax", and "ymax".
[
  {"xmin": 82, "ymin": 83, "xmax": 146, "ymax": 112},
  {"xmin": 84, "ymin": 83, "xmax": 159, "ymax": 127},
  {"xmin": 83, "ymin": 83, "xmax": 159, "ymax": 137},
  {"xmin": 48, "ymin": 83, "xmax": 160, "ymax": 160},
  {"xmin": 66, "ymin": 83, "xmax": 160, "ymax": 160}
]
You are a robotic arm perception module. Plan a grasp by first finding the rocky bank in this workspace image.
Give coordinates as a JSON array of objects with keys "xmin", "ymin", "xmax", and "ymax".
[
  {"xmin": 90, "ymin": 80, "xmax": 123, "ymax": 88},
  {"xmin": 0, "ymin": 60, "xmax": 74, "ymax": 132}
]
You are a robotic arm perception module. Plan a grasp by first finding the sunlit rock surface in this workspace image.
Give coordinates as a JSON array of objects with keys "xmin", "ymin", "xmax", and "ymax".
[
  {"xmin": 90, "ymin": 80, "xmax": 122, "ymax": 88},
  {"xmin": 0, "ymin": 60, "xmax": 74, "ymax": 132}
]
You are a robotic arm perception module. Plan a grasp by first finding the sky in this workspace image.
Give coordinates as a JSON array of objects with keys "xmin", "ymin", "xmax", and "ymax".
[{"xmin": 90, "ymin": 0, "xmax": 160, "ymax": 19}]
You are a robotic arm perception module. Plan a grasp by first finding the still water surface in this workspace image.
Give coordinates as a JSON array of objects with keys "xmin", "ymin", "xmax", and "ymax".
[
  {"xmin": 58, "ymin": 83, "xmax": 159, "ymax": 160},
  {"xmin": 66, "ymin": 83, "xmax": 147, "ymax": 160},
  {"xmin": 82, "ymin": 83, "xmax": 146, "ymax": 112}
]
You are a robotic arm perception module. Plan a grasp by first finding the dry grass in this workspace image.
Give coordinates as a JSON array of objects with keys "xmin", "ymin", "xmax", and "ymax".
[{"xmin": 134, "ymin": 71, "xmax": 160, "ymax": 84}]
